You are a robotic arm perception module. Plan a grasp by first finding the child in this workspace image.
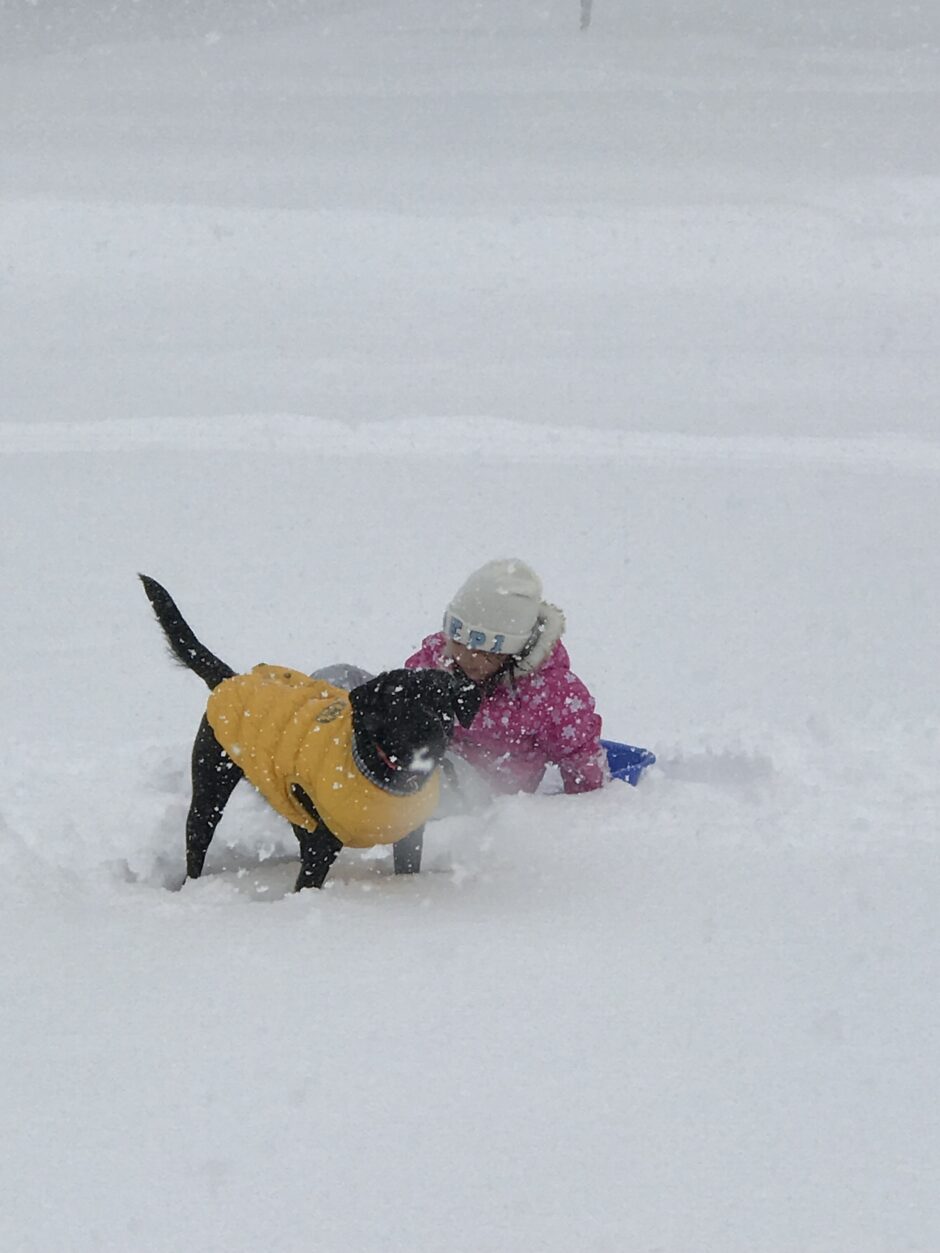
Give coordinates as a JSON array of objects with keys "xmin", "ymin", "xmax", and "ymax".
[{"xmin": 404, "ymin": 559, "xmax": 607, "ymax": 796}]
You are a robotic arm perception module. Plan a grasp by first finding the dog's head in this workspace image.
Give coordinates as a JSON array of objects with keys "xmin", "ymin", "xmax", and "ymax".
[{"xmin": 348, "ymin": 669, "xmax": 481, "ymax": 795}]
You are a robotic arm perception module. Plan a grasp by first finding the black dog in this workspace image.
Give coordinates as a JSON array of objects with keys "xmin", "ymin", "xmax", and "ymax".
[{"xmin": 140, "ymin": 575, "xmax": 480, "ymax": 890}]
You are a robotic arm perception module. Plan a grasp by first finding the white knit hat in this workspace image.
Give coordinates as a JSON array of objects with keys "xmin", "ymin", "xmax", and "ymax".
[{"xmin": 443, "ymin": 559, "xmax": 545, "ymax": 655}]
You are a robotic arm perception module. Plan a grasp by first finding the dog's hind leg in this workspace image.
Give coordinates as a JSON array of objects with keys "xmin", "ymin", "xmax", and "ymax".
[
  {"xmin": 392, "ymin": 826, "xmax": 424, "ymax": 875},
  {"xmin": 292, "ymin": 824, "xmax": 343, "ymax": 891},
  {"xmin": 186, "ymin": 715, "xmax": 243, "ymax": 880}
]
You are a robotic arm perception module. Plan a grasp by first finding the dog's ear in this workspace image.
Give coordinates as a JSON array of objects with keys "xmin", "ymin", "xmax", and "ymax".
[
  {"xmin": 410, "ymin": 671, "xmax": 481, "ymax": 730},
  {"xmin": 448, "ymin": 674, "xmax": 482, "ymax": 728}
]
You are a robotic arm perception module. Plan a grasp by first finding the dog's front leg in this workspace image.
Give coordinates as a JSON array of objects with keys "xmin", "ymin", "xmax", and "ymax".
[
  {"xmin": 289, "ymin": 784, "xmax": 343, "ymax": 889},
  {"xmin": 392, "ymin": 826, "xmax": 424, "ymax": 875},
  {"xmin": 292, "ymin": 823, "xmax": 343, "ymax": 891}
]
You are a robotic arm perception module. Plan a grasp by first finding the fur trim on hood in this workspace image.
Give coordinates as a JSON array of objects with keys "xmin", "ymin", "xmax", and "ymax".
[{"xmin": 511, "ymin": 601, "xmax": 566, "ymax": 678}]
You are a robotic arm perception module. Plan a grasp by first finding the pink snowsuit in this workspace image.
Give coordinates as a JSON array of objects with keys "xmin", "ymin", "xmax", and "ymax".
[{"xmin": 404, "ymin": 632, "xmax": 607, "ymax": 795}]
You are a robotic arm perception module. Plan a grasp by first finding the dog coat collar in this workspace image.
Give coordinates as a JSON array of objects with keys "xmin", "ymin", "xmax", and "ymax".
[{"xmin": 351, "ymin": 735, "xmax": 430, "ymax": 797}]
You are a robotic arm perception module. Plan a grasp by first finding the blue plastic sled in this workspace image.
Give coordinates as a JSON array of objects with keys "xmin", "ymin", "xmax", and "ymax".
[{"xmin": 602, "ymin": 739, "xmax": 656, "ymax": 786}]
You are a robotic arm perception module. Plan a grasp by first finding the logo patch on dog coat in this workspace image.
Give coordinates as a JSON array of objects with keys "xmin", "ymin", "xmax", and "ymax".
[{"xmin": 315, "ymin": 699, "xmax": 346, "ymax": 724}]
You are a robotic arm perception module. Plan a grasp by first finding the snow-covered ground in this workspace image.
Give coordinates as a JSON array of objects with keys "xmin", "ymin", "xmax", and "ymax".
[{"xmin": 2, "ymin": 3, "xmax": 939, "ymax": 1250}]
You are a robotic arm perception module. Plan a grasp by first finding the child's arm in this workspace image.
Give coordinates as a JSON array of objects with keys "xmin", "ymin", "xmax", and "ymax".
[
  {"xmin": 559, "ymin": 743, "xmax": 608, "ymax": 793},
  {"xmin": 538, "ymin": 671, "xmax": 608, "ymax": 794}
]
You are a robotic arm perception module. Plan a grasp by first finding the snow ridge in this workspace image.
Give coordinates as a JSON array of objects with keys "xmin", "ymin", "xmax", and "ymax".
[{"xmin": 3, "ymin": 414, "xmax": 940, "ymax": 473}]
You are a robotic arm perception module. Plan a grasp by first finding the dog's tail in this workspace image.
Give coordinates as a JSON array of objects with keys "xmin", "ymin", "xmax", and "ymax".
[{"xmin": 139, "ymin": 574, "xmax": 235, "ymax": 691}]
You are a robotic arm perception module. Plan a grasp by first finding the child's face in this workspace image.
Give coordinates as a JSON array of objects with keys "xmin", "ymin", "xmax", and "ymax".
[{"xmin": 445, "ymin": 640, "xmax": 507, "ymax": 685}]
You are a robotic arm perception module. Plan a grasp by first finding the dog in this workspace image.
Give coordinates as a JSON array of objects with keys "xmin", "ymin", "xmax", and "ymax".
[{"xmin": 139, "ymin": 575, "xmax": 481, "ymax": 890}]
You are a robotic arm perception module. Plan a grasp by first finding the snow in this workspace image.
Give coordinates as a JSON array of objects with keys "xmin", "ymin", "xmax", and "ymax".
[{"xmin": 2, "ymin": 2, "xmax": 939, "ymax": 1250}]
